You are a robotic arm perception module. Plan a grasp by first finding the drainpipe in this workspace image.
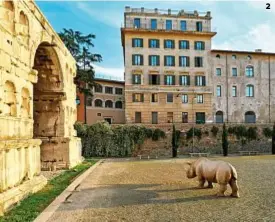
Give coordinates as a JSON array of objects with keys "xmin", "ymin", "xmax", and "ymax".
[{"xmin": 226, "ymin": 53, "xmax": 229, "ymax": 123}]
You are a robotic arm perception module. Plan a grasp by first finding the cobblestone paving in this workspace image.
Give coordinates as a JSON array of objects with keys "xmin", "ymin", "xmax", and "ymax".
[{"xmin": 48, "ymin": 156, "xmax": 275, "ymax": 222}]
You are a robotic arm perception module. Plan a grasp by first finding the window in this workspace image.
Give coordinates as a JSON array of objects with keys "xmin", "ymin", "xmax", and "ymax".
[
  {"xmin": 232, "ymin": 55, "xmax": 237, "ymax": 59},
  {"xmin": 247, "ymin": 55, "xmax": 252, "ymax": 60},
  {"xmin": 232, "ymin": 86, "xmax": 237, "ymax": 97},
  {"xmin": 180, "ymin": 20, "xmax": 186, "ymax": 31},
  {"xmin": 179, "ymin": 40, "xmax": 189, "ymax": 49},
  {"xmin": 95, "ymin": 84, "xmax": 103, "ymax": 93},
  {"xmin": 166, "ymin": 20, "xmax": 172, "ymax": 30},
  {"xmin": 97, "ymin": 113, "xmax": 101, "ymax": 116},
  {"xmin": 167, "ymin": 93, "xmax": 173, "ymax": 103},
  {"xmin": 94, "ymin": 99, "xmax": 103, "ymax": 107},
  {"xmin": 105, "ymin": 86, "xmax": 113, "ymax": 94},
  {"xmin": 245, "ymin": 111, "xmax": 256, "ymax": 123},
  {"xmin": 179, "ymin": 56, "xmax": 190, "ymax": 67},
  {"xmin": 167, "ymin": 112, "xmax": 173, "ymax": 123},
  {"xmin": 115, "ymin": 88, "xmax": 123, "ymax": 95},
  {"xmin": 87, "ymin": 97, "xmax": 92, "ymax": 106},
  {"xmin": 194, "ymin": 41, "xmax": 205, "ymax": 50},
  {"xmin": 134, "ymin": 18, "xmax": 141, "ymax": 28},
  {"xmin": 195, "ymin": 76, "xmax": 206, "ymax": 86},
  {"xmin": 232, "ymin": 68, "xmax": 237, "ymax": 76},
  {"xmin": 246, "ymin": 66, "xmax": 254, "ymax": 77},
  {"xmin": 104, "ymin": 118, "xmax": 112, "ymax": 124},
  {"xmin": 164, "ymin": 56, "xmax": 175, "ymax": 66},
  {"xmin": 132, "ymin": 38, "xmax": 143, "ymax": 47},
  {"xmin": 164, "ymin": 40, "xmax": 175, "ymax": 49},
  {"xmin": 151, "ymin": 19, "xmax": 157, "ymax": 30},
  {"xmin": 151, "ymin": 93, "xmax": 158, "ymax": 102},
  {"xmin": 132, "ymin": 93, "xmax": 144, "ymax": 102},
  {"xmin": 152, "ymin": 112, "xmax": 158, "ymax": 124},
  {"xmin": 217, "ymin": 85, "xmax": 222, "ymax": 97},
  {"xmin": 216, "ymin": 111, "xmax": 223, "ymax": 123},
  {"xmin": 149, "ymin": 39, "xmax": 160, "ymax": 48},
  {"xmin": 197, "ymin": 94, "xmax": 203, "ymax": 104},
  {"xmin": 149, "ymin": 75, "xmax": 160, "ymax": 85},
  {"xmin": 132, "ymin": 54, "xmax": 143, "ymax": 65},
  {"xmin": 115, "ymin": 101, "xmax": 123, "ymax": 109},
  {"xmin": 132, "ymin": 74, "xmax": 141, "ymax": 84},
  {"xmin": 181, "ymin": 94, "xmax": 188, "ymax": 103},
  {"xmin": 216, "ymin": 68, "xmax": 221, "ymax": 76},
  {"xmin": 196, "ymin": 112, "xmax": 205, "ymax": 124},
  {"xmin": 196, "ymin": 21, "xmax": 203, "ymax": 31},
  {"xmin": 164, "ymin": 75, "xmax": 175, "ymax": 85},
  {"xmin": 216, "ymin": 54, "xmax": 221, "ymax": 59},
  {"xmin": 246, "ymin": 85, "xmax": 254, "ymax": 97},
  {"xmin": 182, "ymin": 112, "xmax": 188, "ymax": 123},
  {"xmin": 135, "ymin": 112, "xmax": 141, "ymax": 123},
  {"xmin": 179, "ymin": 75, "xmax": 190, "ymax": 86},
  {"xmin": 195, "ymin": 57, "xmax": 203, "ymax": 67},
  {"xmin": 149, "ymin": 55, "xmax": 160, "ymax": 66},
  {"xmin": 105, "ymin": 100, "xmax": 113, "ymax": 108}
]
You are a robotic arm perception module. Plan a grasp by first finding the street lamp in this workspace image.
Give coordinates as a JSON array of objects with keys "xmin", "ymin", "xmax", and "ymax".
[{"xmin": 192, "ymin": 96, "xmax": 197, "ymax": 153}]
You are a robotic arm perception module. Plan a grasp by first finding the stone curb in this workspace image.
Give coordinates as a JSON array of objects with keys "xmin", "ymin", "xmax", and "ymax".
[{"xmin": 33, "ymin": 159, "xmax": 104, "ymax": 222}]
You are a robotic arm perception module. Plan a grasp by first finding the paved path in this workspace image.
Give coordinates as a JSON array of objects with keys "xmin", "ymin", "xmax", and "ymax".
[{"xmin": 47, "ymin": 156, "xmax": 275, "ymax": 222}]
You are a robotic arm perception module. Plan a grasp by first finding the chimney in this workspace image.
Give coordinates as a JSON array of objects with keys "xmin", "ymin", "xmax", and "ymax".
[
  {"xmin": 168, "ymin": 9, "xmax": 171, "ymax": 15},
  {"xmin": 154, "ymin": 8, "xmax": 158, "ymax": 14},
  {"xmin": 255, "ymin": 49, "xmax": 262, "ymax": 52},
  {"xmin": 125, "ymin": 6, "xmax": 131, "ymax": 12}
]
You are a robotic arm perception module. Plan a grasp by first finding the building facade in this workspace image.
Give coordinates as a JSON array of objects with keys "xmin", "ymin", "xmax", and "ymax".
[
  {"xmin": 121, "ymin": 7, "xmax": 275, "ymax": 124},
  {"xmin": 77, "ymin": 78, "xmax": 125, "ymax": 124}
]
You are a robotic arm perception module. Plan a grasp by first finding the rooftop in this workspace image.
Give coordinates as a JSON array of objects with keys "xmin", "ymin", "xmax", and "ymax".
[{"xmin": 211, "ymin": 49, "xmax": 275, "ymax": 56}]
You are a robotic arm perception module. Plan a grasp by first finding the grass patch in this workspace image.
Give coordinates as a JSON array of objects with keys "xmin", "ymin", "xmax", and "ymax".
[{"xmin": 0, "ymin": 160, "xmax": 98, "ymax": 222}]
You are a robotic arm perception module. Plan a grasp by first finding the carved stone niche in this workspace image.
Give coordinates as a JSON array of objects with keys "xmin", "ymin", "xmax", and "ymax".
[
  {"xmin": 21, "ymin": 88, "xmax": 30, "ymax": 119},
  {"xmin": 3, "ymin": 81, "xmax": 17, "ymax": 117}
]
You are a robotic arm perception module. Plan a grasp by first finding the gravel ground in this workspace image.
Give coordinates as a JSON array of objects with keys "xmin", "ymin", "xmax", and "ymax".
[
  {"xmin": 47, "ymin": 156, "xmax": 275, "ymax": 222},
  {"xmin": 40, "ymin": 170, "xmax": 65, "ymax": 181}
]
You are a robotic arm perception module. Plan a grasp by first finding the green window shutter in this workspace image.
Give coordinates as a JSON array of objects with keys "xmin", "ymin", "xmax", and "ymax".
[
  {"xmin": 132, "ymin": 39, "xmax": 135, "ymax": 47},
  {"xmin": 195, "ymin": 76, "xmax": 198, "ymax": 86},
  {"xmin": 149, "ymin": 75, "xmax": 152, "ymax": 85},
  {"xmin": 187, "ymin": 41, "xmax": 189, "ymax": 49},
  {"xmin": 141, "ymin": 39, "xmax": 143, "ymax": 47},
  {"xmin": 157, "ymin": 56, "xmax": 160, "ymax": 66},
  {"xmin": 138, "ymin": 75, "xmax": 141, "ymax": 84},
  {"xmin": 179, "ymin": 57, "xmax": 182, "ymax": 67},
  {"xmin": 132, "ymin": 75, "xmax": 135, "ymax": 84},
  {"xmin": 172, "ymin": 57, "xmax": 175, "ymax": 66},
  {"xmin": 157, "ymin": 75, "xmax": 160, "ymax": 85},
  {"xmin": 149, "ymin": 56, "xmax": 151, "ymax": 66},
  {"xmin": 132, "ymin": 55, "xmax": 135, "ymax": 65},
  {"xmin": 202, "ymin": 76, "xmax": 206, "ymax": 86},
  {"xmin": 194, "ymin": 41, "xmax": 197, "ymax": 50},
  {"xmin": 172, "ymin": 40, "xmax": 175, "ymax": 49},
  {"xmin": 157, "ymin": 40, "xmax": 160, "ymax": 48},
  {"xmin": 164, "ymin": 76, "xmax": 167, "ymax": 85},
  {"xmin": 187, "ymin": 57, "xmax": 190, "ymax": 67},
  {"xmin": 172, "ymin": 76, "xmax": 175, "ymax": 85},
  {"xmin": 164, "ymin": 56, "xmax": 167, "ymax": 66},
  {"xmin": 140, "ymin": 55, "xmax": 143, "ymax": 65},
  {"xmin": 179, "ymin": 76, "xmax": 182, "ymax": 85},
  {"xmin": 132, "ymin": 94, "xmax": 135, "ymax": 102},
  {"xmin": 202, "ymin": 42, "xmax": 205, "ymax": 50},
  {"xmin": 164, "ymin": 40, "xmax": 166, "ymax": 49},
  {"xmin": 187, "ymin": 76, "xmax": 190, "ymax": 86},
  {"xmin": 141, "ymin": 94, "xmax": 144, "ymax": 102}
]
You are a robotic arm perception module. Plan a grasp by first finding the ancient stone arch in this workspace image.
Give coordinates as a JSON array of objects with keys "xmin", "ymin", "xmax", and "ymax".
[{"xmin": 0, "ymin": 0, "xmax": 82, "ymax": 214}]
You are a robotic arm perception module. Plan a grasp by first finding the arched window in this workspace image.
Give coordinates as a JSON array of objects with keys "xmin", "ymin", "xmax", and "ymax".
[
  {"xmin": 246, "ymin": 85, "xmax": 254, "ymax": 97},
  {"xmin": 232, "ymin": 55, "xmax": 237, "ymax": 60},
  {"xmin": 245, "ymin": 66, "xmax": 254, "ymax": 77},
  {"xmin": 245, "ymin": 111, "xmax": 256, "ymax": 123},
  {"xmin": 94, "ymin": 99, "xmax": 103, "ymax": 107},
  {"xmin": 95, "ymin": 84, "xmax": 103, "ymax": 93},
  {"xmin": 115, "ymin": 101, "xmax": 123, "ymax": 109},
  {"xmin": 86, "ymin": 97, "xmax": 92, "ymax": 106},
  {"xmin": 216, "ymin": 54, "xmax": 221, "ymax": 59},
  {"xmin": 3, "ymin": 0, "xmax": 15, "ymax": 33},
  {"xmin": 216, "ymin": 111, "xmax": 224, "ymax": 123},
  {"xmin": 247, "ymin": 55, "xmax": 252, "ymax": 60},
  {"xmin": 105, "ymin": 100, "xmax": 113, "ymax": 108}
]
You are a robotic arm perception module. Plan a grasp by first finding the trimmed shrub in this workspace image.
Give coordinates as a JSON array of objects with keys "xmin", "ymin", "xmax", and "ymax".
[
  {"xmin": 211, "ymin": 126, "xmax": 219, "ymax": 137},
  {"xmin": 186, "ymin": 127, "xmax": 202, "ymax": 140},
  {"xmin": 222, "ymin": 123, "xmax": 228, "ymax": 156},
  {"xmin": 263, "ymin": 127, "xmax": 273, "ymax": 138}
]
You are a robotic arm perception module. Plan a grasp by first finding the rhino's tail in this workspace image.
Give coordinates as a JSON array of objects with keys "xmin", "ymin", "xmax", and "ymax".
[{"xmin": 230, "ymin": 164, "xmax": 238, "ymax": 180}]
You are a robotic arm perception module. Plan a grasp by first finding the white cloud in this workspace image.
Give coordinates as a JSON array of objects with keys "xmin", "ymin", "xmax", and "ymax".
[
  {"xmin": 76, "ymin": 2, "xmax": 122, "ymax": 28},
  {"xmin": 213, "ymin": 22, "xmax": 275, "ymax": 52},
  {"xmin": 93, "ymin": 64, "xmax": 124, "ymax": 80}
]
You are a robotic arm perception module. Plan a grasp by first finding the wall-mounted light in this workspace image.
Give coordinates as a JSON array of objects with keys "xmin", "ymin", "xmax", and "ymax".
[{"xmin": 76, "ymin": 97, "xmax": 80, "ymax": 105}]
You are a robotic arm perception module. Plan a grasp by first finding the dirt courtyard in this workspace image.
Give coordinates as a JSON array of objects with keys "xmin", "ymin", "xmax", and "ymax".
[{"xmin": 48, "ymin": 156, "xmax": 275, "ymax": 222}]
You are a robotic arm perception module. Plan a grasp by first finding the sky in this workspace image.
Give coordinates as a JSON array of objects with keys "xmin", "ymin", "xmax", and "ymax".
[{"xmin": 37, "ymin": 1, "xmax": 275, "ymax": 80}]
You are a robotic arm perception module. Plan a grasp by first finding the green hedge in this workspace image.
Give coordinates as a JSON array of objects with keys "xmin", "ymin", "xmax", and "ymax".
[{"xmin": 74, "ymin": 122, "xmax": 166, "ymax": 157}]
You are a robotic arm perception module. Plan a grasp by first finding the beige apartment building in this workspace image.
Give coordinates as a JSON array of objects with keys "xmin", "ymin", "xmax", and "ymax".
[
  {"xmin": 86, "ymin": 78, "xmax": 125, "ymax": 124},
  {"xmin": 121, "ymin": 7, "xmax": 275, "ymax": 124}
]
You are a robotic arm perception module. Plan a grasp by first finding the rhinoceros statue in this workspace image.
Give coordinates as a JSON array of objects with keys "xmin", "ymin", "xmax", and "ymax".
[{"xmin": 186, "ymin": 158, "xmax": 239, "ymax": 198}]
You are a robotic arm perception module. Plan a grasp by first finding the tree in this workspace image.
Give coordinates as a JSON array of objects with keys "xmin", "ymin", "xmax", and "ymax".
[
  {"xmin": 59, "ymin": 28, "xmax": 102, "ymax": 123},
  {"xmin": 222, "ymin": 123, "xmax": 228, "ymax": 156},
  {"xmin": 172, "ymin": 124, "xmax": 180, "ymax": 158},
  {"xmin": 272, "ymin": 123, "xmax": 275, "ymax": 155}
]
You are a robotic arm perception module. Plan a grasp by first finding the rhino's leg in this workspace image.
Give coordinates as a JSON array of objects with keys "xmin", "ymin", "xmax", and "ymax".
[
  {"xmin": 207, "ymin": 181, "xmax": 213, "ymax": 189},
  {"xmin": 230, "ymin": 179, "xmax": 240, "ymax": 198},
  {"xmin": 197, "ymin": 178, "xmax": 205, "ymax": 188},
  {"xmin": 216, "ymin": 184, "xmax": 227, "ymax": 197}
]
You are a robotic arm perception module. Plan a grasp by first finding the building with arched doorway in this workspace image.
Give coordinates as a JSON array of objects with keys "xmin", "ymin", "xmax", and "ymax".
[{"xmin": 0, "ymin": 0, "xmax": 82, "ymax": 214}]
